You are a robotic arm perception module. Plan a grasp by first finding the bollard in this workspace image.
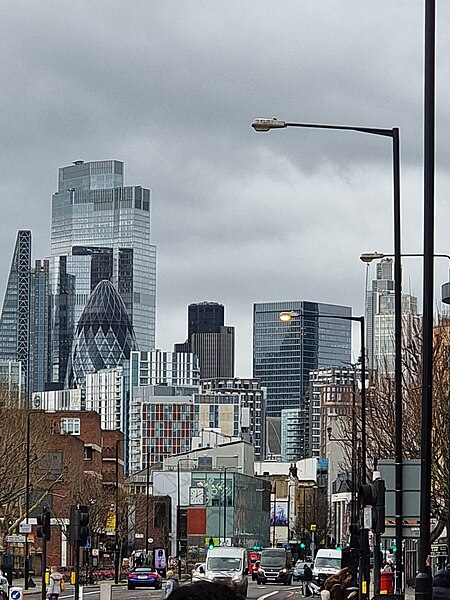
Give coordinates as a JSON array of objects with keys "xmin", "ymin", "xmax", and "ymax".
[{"xmin": 100, "ymin": 582, "xmax": 112, "ymax": 600}]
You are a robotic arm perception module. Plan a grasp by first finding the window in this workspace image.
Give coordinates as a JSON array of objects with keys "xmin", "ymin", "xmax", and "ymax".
[
  {"xmin": 84, "ymin": 446, "xmax": 93, "ymax": 461},
  {"xmin": 61, "ymin": 418, "xmax": 81, "ymax": 435}
]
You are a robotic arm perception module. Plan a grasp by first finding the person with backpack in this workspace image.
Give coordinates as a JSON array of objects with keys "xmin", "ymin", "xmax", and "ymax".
[
  {"xmin": 303, "ymin": 563, "xmax": 313, "ymax": 596},
  {"xmin": 47, "ymin": 566, "xmax": 65, "ymax": 600},
  {"xmin": 165, "ymin": 570, "xmax": 180, "ymax": 598}
]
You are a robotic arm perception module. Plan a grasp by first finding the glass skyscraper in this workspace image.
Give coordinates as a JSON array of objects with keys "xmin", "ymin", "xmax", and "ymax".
[
  {"xmin": 67, "ymin": 280, "xmax": 137, "ymax": 389},
  {"xmin": 51, "ymin": 160, "xmax": 156, "ymax": 351},
  {"xmin": 253, "ymin": 300, "xmax": 352, "ymax": 419},
  {"xmin": 0, "ymin": 231, "xmax": 32, "ymax": 393}
]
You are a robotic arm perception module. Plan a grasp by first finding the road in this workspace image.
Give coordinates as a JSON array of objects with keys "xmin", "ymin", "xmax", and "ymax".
[{"xmin": 24, "ymin": 579, "xmax": 306, "ymax": 600}]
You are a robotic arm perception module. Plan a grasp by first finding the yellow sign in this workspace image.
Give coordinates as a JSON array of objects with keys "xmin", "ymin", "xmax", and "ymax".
[
  {"xmin": 204, "ymin": 537, "xmax": 220, "ymax": 547},
  {"xmin": 106, "ymin": 513, "xmax": 116, "ymax": 532},
  {"xmin": 362, "ymin": 581, "xmax": 367, "ymax": 594},
  {"xmin": 310, "ymin": 524, "xmax": 317, "ymax": 532}
]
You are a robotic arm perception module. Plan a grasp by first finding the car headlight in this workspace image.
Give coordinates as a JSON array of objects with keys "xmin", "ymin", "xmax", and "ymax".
[
  {"xmin": 206, "ymin": 571, "xmax": 215, "ymax": 581},
  {"xmin": 280, "ymin": 568, "xmax": 288, "ymax": 573},
  {"xmin": 231, "ymin": 574, "xmax": 241, "ymax": 582},
  {"xmin": 258, "ymin": 568, "xmax": 265, "ymax": 574}
]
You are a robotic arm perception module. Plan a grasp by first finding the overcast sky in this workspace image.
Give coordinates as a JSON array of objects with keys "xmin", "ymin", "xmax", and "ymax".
[{"xmin": 1, "ymin": 1, "xmax": 450, "ymax": 376}]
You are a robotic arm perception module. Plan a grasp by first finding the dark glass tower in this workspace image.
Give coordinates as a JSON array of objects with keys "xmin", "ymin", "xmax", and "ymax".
[
  {"xmin": 67, "ymin": 280, "xmax": 138, "ymax": 389},
  {"xmin": 175, "ymin": 302, "xmax": 234, "ymax": 379},
  {"xmin": 188, "ymin": 302, "xmax": 224, "ymax": 336},
  {"xmin": 253, "ymin": 300, "xmax": 352, "ymax": 419}
]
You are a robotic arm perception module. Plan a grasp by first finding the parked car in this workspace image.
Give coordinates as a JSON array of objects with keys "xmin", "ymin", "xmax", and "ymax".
[
  {"xmin": 191, "ymin": 563, "xmax": 206, "ymax": 583},
  {"xmin": 127, "ymin": 567, "xmax": 162, "ymax": 590},
  {"xmin": 293, "ymin": 561, "xmax": 305, "ymax": 582}
]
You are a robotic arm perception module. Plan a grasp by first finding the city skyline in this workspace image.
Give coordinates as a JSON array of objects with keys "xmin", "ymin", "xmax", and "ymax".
[{"xmin": 2, "ymin": 2, "xmax": 450, "ymax": 378}]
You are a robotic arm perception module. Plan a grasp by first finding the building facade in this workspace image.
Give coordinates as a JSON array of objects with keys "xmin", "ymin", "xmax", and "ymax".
[
  {"xmin": 175, "ymin": 302, "xmax": 235, "ymax": 379},
  {"xmin": 198, "ymin": 377, "xmax": 266, "ymax": 459},
  {"xmin": 366, "ymin": 258, "xmax": 419, "ymax": 372},
  {"xmin": 67, "ymin": 280, "xmax": 137, "ymax": 389},
  {"xmin": 308, "ymin": 367, "xmax": 356, "ymax": 458},
  {"xmin": 0, "ymin": 231, "xmax": 32, "ymax": 393},
  {"xmin": 51, "ymin": 160, "xmax": 156, "ymax": 352},
  {"xmin": 253, "ymin": 300, "xmax": 352, "ymax": 417}
]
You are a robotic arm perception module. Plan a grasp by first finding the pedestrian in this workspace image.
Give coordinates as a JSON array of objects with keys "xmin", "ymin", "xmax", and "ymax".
[
  {"xmin": 433, "ymin": 565, "xmax": 450, "ymax": 600},
  {"xmin": 47, "ymin": 566, "xmax": 64, "ymax": 600},
  {"xmin": 165, "ymin": 569, "xmax": 180, "ymax": 598},
  {"xmin": 303, "ymin": 563, "xmax": 313, "ymax": 596}
]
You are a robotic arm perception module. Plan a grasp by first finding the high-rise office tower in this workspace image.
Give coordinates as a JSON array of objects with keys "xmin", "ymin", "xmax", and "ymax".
[
  {"xmin": 51, "ymin": 160, "xmax": 156, "ymax": 352},
  {"xmin": 0, "ymin": 231, "xmax": 32, "ymax": 393},
  {"xmin": 175, "ymin": 302, "xmax": 235, "ymax": 379},
  {"xmin": 366, "ymin": 258, "xmax": 419, "ymax": 372},
  {"xmin": 67, "ymin": 280, "xmax": 137, "ymax": 389},
  {"xmin": 253, "ymin": 300, "xmax": 352, "ymax": 419}
]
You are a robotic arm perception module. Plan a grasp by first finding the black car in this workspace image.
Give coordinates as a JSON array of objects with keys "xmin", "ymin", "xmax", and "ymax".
[
  {"xmin": 293, "ymin": 562, "xmax": 305, "ymax": 582},
  {"xmin": 127, "ymin": 567, "xmax": 162, "ymax": 590}
]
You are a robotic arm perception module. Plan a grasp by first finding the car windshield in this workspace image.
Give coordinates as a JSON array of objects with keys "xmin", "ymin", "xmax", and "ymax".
[
  {"xmin": 315, "ymin": 557, "xmax": 341, "ymax": 569},
  {"xmin": 260, "ymin": 552, "xmax": 286, "ymax": 568},
  {"xmin": 207, "ymin": 557, "xmax": 241, "ymax": 571}
]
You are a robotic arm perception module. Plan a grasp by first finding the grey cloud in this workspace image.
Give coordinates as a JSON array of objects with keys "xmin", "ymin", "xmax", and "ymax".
[{"xmin": 1, "ymin": 0, "xmax": 450, "ymax": 374}]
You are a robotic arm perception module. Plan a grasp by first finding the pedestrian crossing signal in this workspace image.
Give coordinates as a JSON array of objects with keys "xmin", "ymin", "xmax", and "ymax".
[{"xmin": 208, "ymin": 537, "xmax": 214, "ymax": 549}]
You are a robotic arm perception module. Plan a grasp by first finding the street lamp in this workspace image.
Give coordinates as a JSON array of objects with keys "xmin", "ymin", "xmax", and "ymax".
[
  {"xmin": 24, "ymin": 410, "xmax": 44, "ymax": 590},
  {"xmin": 176, "ymin": 458, "xmax": 197, "ymax": 577},
  {"xmin": 255, "ymin": 115, "xmax": 402, "ymax": 599},
  {"xmin": 279, "ymin": 309, "xmax": 368, "ymax": 595}
]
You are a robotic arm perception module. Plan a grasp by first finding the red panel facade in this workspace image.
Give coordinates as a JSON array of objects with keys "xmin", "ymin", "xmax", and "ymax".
[{"xmin": 187, "ymin": 508, "xmax": 207, "ymax": 535}]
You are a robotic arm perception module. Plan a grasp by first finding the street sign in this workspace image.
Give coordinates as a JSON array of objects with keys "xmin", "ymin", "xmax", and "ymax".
[
  {"xmin": 9, "ymin": 588, "xmax": 23, "ymax": 600},
  {"xmin": 19, "ymin": 524, "xmax": 31, "ymax": 534},
  {"xmin": 92, "ymin": 549, "xmax": 99, "ymax": 557},
  {"xmin": 135, "ymin": 533, "xmax": 144, "ymax": 539},
  {"xmin": 148, "ymin": 537, "xmax": 154, "ymax": 544},
  {"xmin": 5, "ymin": 535, "xmax": 26, "ymax": 543}
]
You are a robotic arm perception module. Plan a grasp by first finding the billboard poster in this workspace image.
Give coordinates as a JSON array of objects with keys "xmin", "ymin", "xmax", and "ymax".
[{"xmin": 270, "ymin": 500, "xmax": 288, "ymax": 526}]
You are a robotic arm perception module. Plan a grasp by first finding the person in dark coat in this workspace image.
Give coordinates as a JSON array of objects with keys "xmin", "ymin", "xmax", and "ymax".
[{"xmin": 433, "ymin": 566, "xmax": 450, "ymax": 600}]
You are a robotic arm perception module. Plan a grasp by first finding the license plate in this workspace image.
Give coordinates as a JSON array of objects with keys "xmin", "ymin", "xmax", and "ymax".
[{"xmin": 138, "ymin": 576, "xmax": 147, "ymax": 579}]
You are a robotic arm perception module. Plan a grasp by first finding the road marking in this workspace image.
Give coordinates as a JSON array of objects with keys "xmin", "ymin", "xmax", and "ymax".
[
  {"xmin": 257, "ymin": 592, "xmax": 279, "ymax": 600},
  {"xmin": 61, "ymin": 592, "xmax": 100, "ymax": 598}
]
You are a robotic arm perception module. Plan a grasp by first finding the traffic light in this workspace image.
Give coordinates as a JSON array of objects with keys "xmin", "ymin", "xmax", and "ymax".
[
  {"xmin": 208, "ymin": 537, "xmax": 214, "ymax": 550},
  {"xmin": 78, "ymin": 506, "xmax": 90, "ymax": 547},
  {"xmin": 300, "ymin": 540, "xmax": 306, "ymax": 549},
  {"xmin": 69, "ymin": 505, "xmax": 90, "ymax": 547},
  {"xmin": 359, "ymin": 477, "xmax": 386, "ymax": 534},
  {"xmin": 37, "ymin": 508, "xmax": 51, "ymax": 540}
]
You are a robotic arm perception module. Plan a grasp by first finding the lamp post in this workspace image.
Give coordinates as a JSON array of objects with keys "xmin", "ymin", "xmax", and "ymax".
[
  {"xmin": 176, "ymin": 458, "xmax": 197, "ymax": 578},
  {"xmin": 416, "ymin": 3, "xmax": 435, "ymax": 600},
  {"xmin": 361, "ymin": 249, "xmax": 450, "ymax": 591},
  {"xmin": 145, "ymin": 449, "xmax": 150, "ymax": 557},
  {"xmin": 114, "ymin": 438, "xmax": 125, "ymax": 585},
  {"xmin": 254, "ymin": 115, "xmax": 402, "ymax": 597},
  {"xmin": 24, "ymin": 410, "xmax": 44, "ymax": 590},
  {"xmin": 280, "ymin": 310, "xmax": 367, "ymax": 597}
]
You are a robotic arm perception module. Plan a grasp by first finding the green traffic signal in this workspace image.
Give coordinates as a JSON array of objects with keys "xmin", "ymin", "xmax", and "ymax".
[
  {"xmin": 391, "ymin": 545, "xmax": 397, "ymax": 553},
  {"xmin": 300, "ymin": 542, "xmax": 306, "ymax": 549}
]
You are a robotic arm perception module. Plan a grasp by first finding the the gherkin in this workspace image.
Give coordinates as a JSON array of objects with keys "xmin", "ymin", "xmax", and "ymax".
[{"xmin": 67, "ymin": 280, "xmax": 138, "ymax": 388}]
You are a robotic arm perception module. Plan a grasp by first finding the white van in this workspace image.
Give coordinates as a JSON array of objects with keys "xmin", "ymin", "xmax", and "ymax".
[
  {"xmin": 313, "ymin": 548, "xmax": 342, "ymax": 579},
  {"xmin": 206, "ymin": 547, "xmax": 248, "ymax": 598}
]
